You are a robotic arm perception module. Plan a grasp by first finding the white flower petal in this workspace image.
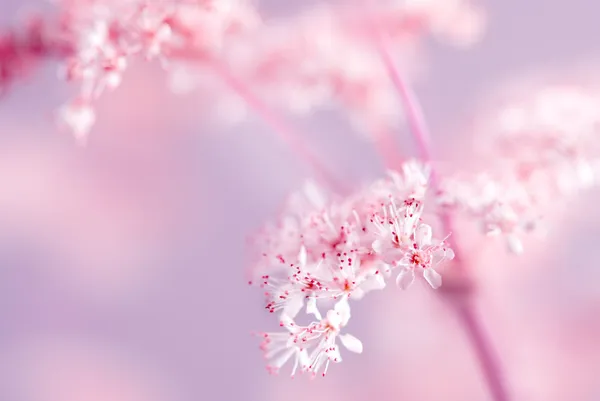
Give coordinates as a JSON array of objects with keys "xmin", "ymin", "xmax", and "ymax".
[
  {"xmin": 433, "ymin": 246, "xmax": 455, "ymax": 263},
  {"xmin": 271, "ymin": 347, "xmax": 295, "ymax": 369},
  {"xmin": 357, "ymin": 273, "xmax": 386, "ymax": 297},
  {"xmin": 350, "ymin": 287, "xmax": 366, "ymax": 300},
  {"xmin": 326, "ymin": 309, "xmax": 343, "ymax": 329},
  {"xmin": 372, "ymin": 239, "xmax": 384, "ymax": 254},
  {"xmin": 298, "ymin": 246, "xmax": 307, "ymax": 266},
  {"xmin": 279, "ymin": 314, "xmax": 297, "ymax": 332},
  {"xmin": 507, "ymin": 234, "xmax": 524, "ymax": 255},
  {"xmin": 282, "ymin": 294, "xmax": 304, "ymax": 320},
  {"xmin": 334, "ymin": 298, "xmax": 351, "ymax": 326},
  {"xmin": 396, "ymin": 268, "xmax": 415, "ymax": 290},
  {"xmin": 424, "ymin": 268, "xmax": 442, "ymax": 289},
  {"xmin": 339, "ymin": 333, "xmax": 363, "ymax": 354},
  {"xmin": 415, "ymin": 224, "xmax": 433, "ymax": 248},
  {"xmin": 299, "ymin": 348, "xmax": 310, "ymax": 367},
  {"xmin": 306, "ymin": 296, "xmax": 322, "ymax": 320},
  {"xmin": 303, "ymin": 180, "xmax": 328, "ymax": 209}
]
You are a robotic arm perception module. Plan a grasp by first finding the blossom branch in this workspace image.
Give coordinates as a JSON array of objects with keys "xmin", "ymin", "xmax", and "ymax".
[
  {"xmin": 0, "ymin": 17, "xmax": 73, "ymax": 94},
  {"xmin": 206, "ymin": 58, "xmax": 346, "ymax": 193},
  {"xmin": 365, "ymin": 7, "xmax": 511, "ymax": 401},
  {"xmin": 454, "ymin": 299, "xmax": 509, "ymax": 401},
  {"xmin": 371, "ymin": 122, "xmax": 405, "ymax": 170}
]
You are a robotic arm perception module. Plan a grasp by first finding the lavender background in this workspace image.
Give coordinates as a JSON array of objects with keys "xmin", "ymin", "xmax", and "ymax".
[{"xmin": 1, "ymin": 0, "xmax": 599, "ymax": 400}]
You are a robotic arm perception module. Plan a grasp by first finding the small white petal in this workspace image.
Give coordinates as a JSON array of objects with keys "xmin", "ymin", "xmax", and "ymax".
[
  {"xmin": 350, "ymin": 287, "xmax": 366, "ymax": 300},
  {"xmin": 282, "ymin": 294, "xmax": 304, "ymax": 320},
  {"xmin": 271, "ymin": 347, "xmax": 295, "ymax": 369},
  {"xmin": 380, "ymin": 262, "xmax": 393, "ymax": 277},
  {"xmin": 334, "ymin": 298, "xmax": 351, "ymax": 326},
  {"xmin": 415, "ymin": 224, "xmax": 433, "ymax": 248},
  {"xmin": 298, "ymin": 246, "xmax": 307, "ymax": 266},
  {"xmin": 485, "ymin": 226, "xmax": 501, "ymax": 236},
  {"xmin": 356, "ymin": 273, "xmax": 386, "ymax": 297},
  {"xmin": 339, "ymin": 333, "xmax": 363, "ymax": 354},
  {"xmin": 396, "ymin": 268, "xmax": 415, "ymax": 290},
  {"xmin": 303, "ymin": 180, "xmax": 327, "ymax": 209},
  {"xmin": 372, "ymin": 239, "xmax": 383, "ymax": 254},
  {"xmin": 507, "ymin": 235, "xmax": 524, "ymax": 255},
  {"xmin": 59, "ymin": 101, "xmax": 96, "ymax": 143},
  {"xmin": 326, "ymin": 309, "xmax": 343, "ymax": 330},
  {"xmin": 299, "ymin": 349, "xmax": 310, "ymax": 368},
  {"xmin": 279, "ymin": 314, "xmax": 297, "ymax": 332},
  {"xmin": 576, "ymin": 161, "xmax": 595, "ymax": 188},
  {"xmin": 424, "ymin": 268, "xmax": 442, "ymax": 289},
  {"xmin": 306, "ymin": 296, "xmax": 322, "ymax": 320}
]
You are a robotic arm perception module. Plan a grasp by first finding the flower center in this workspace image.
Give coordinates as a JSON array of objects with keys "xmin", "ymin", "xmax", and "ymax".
[{"xmin": 410, "ymin": 250, "xmax": 428, "ymax": 268}]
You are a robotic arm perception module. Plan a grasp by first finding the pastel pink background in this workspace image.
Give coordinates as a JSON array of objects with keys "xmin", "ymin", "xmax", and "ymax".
[{"xmin": 1, "ymin": 1, "xmax": 599, "ymax": 400}]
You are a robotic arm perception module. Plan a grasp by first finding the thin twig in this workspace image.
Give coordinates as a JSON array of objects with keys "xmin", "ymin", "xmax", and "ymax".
[
  {"xmin": 209, "ymin": 59, "xmax": 347, "ymax": 194},
  {"xmin": 365, "ymin": 7, "xmax": 511, "ymax": 401}
]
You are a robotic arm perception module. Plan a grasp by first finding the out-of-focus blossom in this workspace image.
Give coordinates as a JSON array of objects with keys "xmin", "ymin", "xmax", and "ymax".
[
  {"xmin": 1, "ymin": 0, "xmax": 486, "ymax": 141},
  {"xmin": 439, "ymin": 84, "xmax": 600, "ymax": 254},
  {"xmin": 56, "ymin": 97, "xmax": 96, "ymax": 143}
]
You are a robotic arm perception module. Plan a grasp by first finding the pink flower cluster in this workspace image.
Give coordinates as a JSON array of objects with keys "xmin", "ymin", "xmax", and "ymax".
[
  {"xmin": 439, "ymin": 84, "xmax": 600, "ymax": 254},
  {"xmin": 1, "ymin": 0, "xmax": 484, "ymax": 140},
  {"xmin": 249, "ymin": 83, "xmax": 600, "ymax": 377},
  {"xmin": 0, "ymin": 14, "xmax": 72, "ymax": 94},
  {"xmin": 250, "ymin": 161, "xmax": 454, "ymax": 377},
  {"xmin": 52, "ymin": 0, "xmax": 259, "ymax": 141}
]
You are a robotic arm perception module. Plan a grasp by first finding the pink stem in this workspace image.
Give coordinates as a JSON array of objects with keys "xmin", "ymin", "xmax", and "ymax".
[
  {"xmin": 371, "ymin": 122, "xmax": 404, "ymax": 170},
  {"xmin": 455, "ymin": 299, "xmax": 509, "ymax": 401},
  {"xmin": 208, "ymin": 59, "xmax": 346, "ymax": 193},
  {"xmin": 366, "ymin": 11, "xmax": 510, "ymax": 401}
]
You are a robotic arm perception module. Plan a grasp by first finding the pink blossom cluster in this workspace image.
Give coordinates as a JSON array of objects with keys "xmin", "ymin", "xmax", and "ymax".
[
  {"xmin": 0, "ymin": 14, "xmax": 72, "ymax": 95},
  {"xmin": 0, "ymin": 0, "xmax": 484, "ymax": 140},
  {"xmin": 170, "ymin": 0, "xmax": 485, "ymax": 133},
  {"xmin": 249, "ymin": 81, "xmax": 600, "ymax": 377},
  {"xmin": 439, "ymin": 84, "xmax": 600, "ymax": 254},
  {"xmin": 249, "ymin": 161, "xmax": 455, "ymax": 377},
  {"xmin": 50, "ymin": 0, "xmax": 259, "ymax": 141}
]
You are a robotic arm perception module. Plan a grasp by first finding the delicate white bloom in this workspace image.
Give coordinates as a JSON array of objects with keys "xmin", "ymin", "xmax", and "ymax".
[
  {"xmin": 57, "ymin": 99, "xmax": 96, "ymax": 144},
  {"xmin": 257, "ymin": 316, "xmax": 310, "ymax": 377},
  {"xmin": 394, "ymin": 223, "xmax": 454, "ymax": 289},
  {"xmin": 250, "ymin": 162, "xmax": 458, "ymax": 376},
  {"xmin": 257, "ymin": 298, "xmax": 362, "ymax": 377},
  {"xmin": 439, "ymin": 173, "xmax": 542, "ymax": 254}
]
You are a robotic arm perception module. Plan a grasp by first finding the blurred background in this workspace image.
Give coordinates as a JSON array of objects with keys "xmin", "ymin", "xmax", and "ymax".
[{"xmin": 1, "ymin": 0, "xmax": 599, "ymax": 400}]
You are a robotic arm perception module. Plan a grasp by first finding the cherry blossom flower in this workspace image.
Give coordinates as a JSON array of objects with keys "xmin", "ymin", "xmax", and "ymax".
[
  {"xmin": 371, "ymin": 198, "xmax": 453, "ymax": 288},
  {"xmin": 362, "ymin": 0, "xmax": 486, "ymax": 47},
  {"xmin": 0, "ymin": 0, "xmax": 486, "ymax": 143},
  {"xmin": 439, "ymin": 173, "xmax": 542, "ymax": 254},
  {"xmin": 257, "ymin": 298, "xmax": 362, "ymax": 378},
  {"xmin": 438, "ymin": 84, "xmax": 600, "ymax": 254},
  {"xmin": 301, "ymin": 298, "xmax": 363, "ymax": 377},
  {"xmin": 57, "ymin": 98, "xmax": 96, "ymax": 143},
  {"xmin": 257, "ymin": 315, "xmax": 310, "ymax": 377},
  {"xmin": 393, "ymin": 223, "xmax": 454, "ymax": 289},
  {"xmin": 250, "ymin": 160, "xmax": 456, "ymax": 373}
]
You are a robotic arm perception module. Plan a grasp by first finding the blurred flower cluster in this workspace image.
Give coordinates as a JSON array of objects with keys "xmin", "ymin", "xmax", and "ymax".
[{"xmin": 0, "ymin": 0, "xmax": 484, "ymax": 139}]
